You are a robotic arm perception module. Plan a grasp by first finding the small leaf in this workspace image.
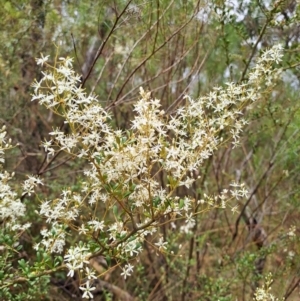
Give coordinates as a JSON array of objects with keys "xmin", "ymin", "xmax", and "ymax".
[
  {"xmin": 113, "ymin": 205, "xmax": 118, "ymax": 217},
  {"xmin": 105, "ymin": 255, "xmax": 111, "ymax": 267}
]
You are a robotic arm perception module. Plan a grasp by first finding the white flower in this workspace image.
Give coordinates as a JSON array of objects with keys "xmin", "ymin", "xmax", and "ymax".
[
  {"xmin": 36, "ymin": 54, "xmax": 49, "ymax": 66},
  {"xmin": 121, "ymin": 263, "xmax": 134, "ymax": 279},
  {"xmin": 59, "ymin": 56, "xmax": 74, "ymax": 67},
  {"xmin": 22, "ymin": 175, "xmax": 43, "ymax": 196},
  {"xmin": 79, "ymin": 224, "xmax": 88, "ymax": 235},
  {"xmin": 80, "ymin": 281, "xmax": 96, "ymax": 299},
  {"xmin": 155, "ymin": 237, "xmax": 168, "ymax": 251},
  {"xmin": 42, "ymin": 140, "xmax": 52, "ymax": 152},
  {"xmin": 288, "ymin": 226, "xmax": 296, "ymax": 237},
  {"xmin": 66, "ymin": 262, "xmax": 78, "ymax": 278},
  {"xmin": 124, "ymin": 240, "xmax": 140, "ymax": 257},
  {"xmin": 87, "ymin": 220, "xmax": 105, "ymax": 232},
  {"xmin": 85, "ymin": 267, "xmax": 97, "ymax": 280},
  {"xmin": 31, "ymin": 79, "xmax": 43, "ymax": 93},
  {"xmin": 231, "ymin": 205, "xmax": 239, "ymax": 214}
]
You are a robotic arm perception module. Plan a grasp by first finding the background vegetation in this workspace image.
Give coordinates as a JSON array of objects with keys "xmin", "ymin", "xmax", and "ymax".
[{"xmin": 1, "ymin": 0, "xmax": 300, "ymax": 300}]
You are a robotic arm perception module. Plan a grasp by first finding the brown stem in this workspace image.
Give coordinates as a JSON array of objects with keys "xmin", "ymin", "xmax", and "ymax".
[{"xmin": 81, "ymin": 0, "xmax": 133, "ymax": 88}]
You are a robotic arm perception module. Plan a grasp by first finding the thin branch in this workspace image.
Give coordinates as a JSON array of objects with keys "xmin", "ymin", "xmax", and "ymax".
[{"xmin": 81, "ymin": 0, "xmax": 133, "ymax": 88}]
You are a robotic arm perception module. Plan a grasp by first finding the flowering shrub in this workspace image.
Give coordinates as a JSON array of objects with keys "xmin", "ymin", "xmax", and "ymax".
[{"xmin": 0, "ymin": 44, "xmax": 283, "ymax": 299}]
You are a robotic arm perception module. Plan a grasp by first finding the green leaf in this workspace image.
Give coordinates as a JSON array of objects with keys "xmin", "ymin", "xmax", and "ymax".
[
  {"xmin": 113, "ymin": 205, "xmax": 118, "ymax": 217},
  {"xmin": 105, "ymin": 255, "xmax": 111, "ymax": 267},
  {"xmin": 18, "ymin": 258, "xmax": 26, "ymax": 269}
]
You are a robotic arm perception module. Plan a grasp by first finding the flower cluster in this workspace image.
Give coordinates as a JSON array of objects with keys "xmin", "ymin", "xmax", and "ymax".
[
  {"xmin": 254, "ymin": 274, "xmax": 282, "ymax": 301},
  {"xmin": 22, "ymin": 175, "xmax": 43, "ymax": 196},
  {"xmin": 0, "ymin": 127, "xmax": 31, "ymax": 230},
  {"xmin": 249, "ymin": 44, "xmax": 283, "ymax": 86},
  {"xmin": 30, "ymin": 45, "xmax": 283, "ymax": 298},
  {"xmin": 34, "ymin": 223, "xmax": 66, "ymax": 253},
  {"xmin": 64, "ymin": 244, "xmax": 91, "ymax": 278}
]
